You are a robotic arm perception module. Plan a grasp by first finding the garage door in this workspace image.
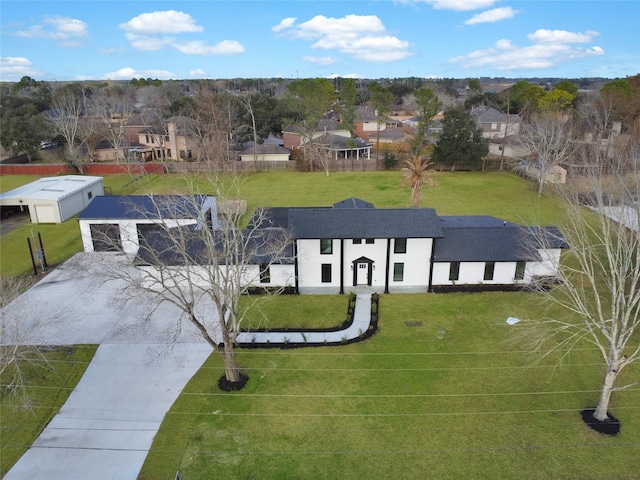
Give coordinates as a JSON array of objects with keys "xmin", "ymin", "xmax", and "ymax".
[
  {"xmin": 90, "ymin": 224, "xmax": 122, "ymax": 252},
  {"xmin": 34, "ymin": 204, "xmax": 57, "ymax": 223}
]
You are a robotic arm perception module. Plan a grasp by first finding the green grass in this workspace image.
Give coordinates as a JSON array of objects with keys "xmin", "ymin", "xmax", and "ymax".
[
  {"xmin": 2, "ymin": 170, "xmax": 638, "ymax": 478},
  {"xmin": 241, "ymin": 294, "xmax": 349, "ymax": 331},
  {"xmin": 139, "ymin": 292, "xmax": 640, "ymax": 479},
  {"xmin": 0, "ymin": 345, "xmax": 98, "ymax": 476},
  {"xmin": 1, "ymin": 170, "xmax": 563, "ymax": 277}
]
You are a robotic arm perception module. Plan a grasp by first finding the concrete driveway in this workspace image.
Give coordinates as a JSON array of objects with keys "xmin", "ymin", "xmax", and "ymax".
[
  {"xmin": 3, "ymin": 253, "xmax": 214, "ymax": 480},
  {"xmin": 3, "ymin": 252, "xmax": 373, "ymax": 479}
]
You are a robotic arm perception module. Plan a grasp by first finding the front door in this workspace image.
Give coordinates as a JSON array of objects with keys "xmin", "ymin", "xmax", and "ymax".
[
  {"xmin": 356, "ymin": 262, "xmax": 369, "ymax": 285},
  {"xmin": 352, "ymin": 256, "xmax": 374, "ymax": 286}
]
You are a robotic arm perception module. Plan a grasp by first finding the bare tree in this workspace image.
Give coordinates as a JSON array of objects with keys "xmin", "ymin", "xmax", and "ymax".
[
  {"xmin": 306, "ymin": 136, "xmax": 335, "ymax": 177},
  {"xmin": 517, "ymin": 140, "xmax": 639, "ymax": 428},
  {"xmin": 46, "ymin": 85, "xmax": 87, "ymax": 167},
  {"xmin": 88, "ymin": 85, "xmax": 136, "ymax": 162},
  {"xmin": 286, "ymin": 78, "xmax": 336, "ymax": 172},
  {"xmin": 190, "ymin": 89, "xmax": 239, "ymax": 169},
  {"xmin": 369, "ymin": 82, "xmax": 393, "ymax": 159},
  {"xmin": 236, "ymin": 92, "xmax": 260, "ymax": 167},
  {"xmin": 517, "ymin": 112, "xmax": 576, "ymax": 195},
  {"xmin": 0, "ymin": 276, "xmax": 49, "ymax": 409},
  {"xmin": 99, "ymin": 177, "xmax": 293, "ymax": 389}
]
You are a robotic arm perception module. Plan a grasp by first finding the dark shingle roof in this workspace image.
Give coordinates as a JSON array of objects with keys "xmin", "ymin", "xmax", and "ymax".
[
  {"xmin": 135, "ymin": 224, "xmax": 295, "ymax": 266},
  {"xmin": 333, "ymin": 198, "xmax": 374, "ymax": 209},
  {"xmin": 239, "ymin": 144, "xmax": 290, "ymax": 156},
  {"xmin": 78, "ymin": 195, "xmax": 207, "ymax": 220},
  {"xmin": 311, "ymin": 133, "xmax": 371, "ymax": 149},
  {"xmin": 433, "ymin": 218, "xmax": 567, "ymax": 262},
  {"xmin": 288, "ymin": 207, "xmax": 443, "ymax": 239}
]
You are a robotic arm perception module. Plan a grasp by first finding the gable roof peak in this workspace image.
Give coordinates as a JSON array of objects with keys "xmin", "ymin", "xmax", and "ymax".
[{"xmin": 332, "ymin": 198, "xmax": 374, "ymax": 209}]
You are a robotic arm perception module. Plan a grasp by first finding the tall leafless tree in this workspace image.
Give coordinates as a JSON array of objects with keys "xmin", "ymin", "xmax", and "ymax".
[
  {"xmin": 517, "ymin": 112, "xmax": 576, "ymax": 195},
  {"xmin": 99, "ymin": 177, "xmax": 293, "ymax": 388},
  {"xmin": 46, "ymin": 85, "xmax": 88, "ymax": 167},
  {"xmin": 88, "ymin": 85, "xmax": 136, "ymax": 162},
  {"xmin": 189, "ymin": 89, "xmax": 240, "ymax": 169},
  {"xmin": 0, "ymin": 276, "xmax": 51, "ymax": 409},
  {"xmin": 516, "ymin": 138, "xmax": 639, "ymax": 425}
]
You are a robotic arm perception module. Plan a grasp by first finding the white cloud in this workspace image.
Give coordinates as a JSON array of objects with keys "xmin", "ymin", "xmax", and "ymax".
[
  {"xmin": 527, "ymin": 29, "xmax": 599, "ymax": 44},
  {"xmin": 119, "ymin": 11, "xmax": 203, "ymax": 35},
  {"xmin": 399, "ymin": 0, "xmax": 498, "ymax": 11},
  {"xmin": 189, "ymin": 68, "xmax": 207, "ymax": 77},
  {"xmin": 275, "ymin": 14, "xmax": 412, "ymax": 63},
  {"xmin": 449, "ymin": 32, "xmax": 605, "ymax": 71},
  {"xmin": 0, "ymin": 56, "xmax": 41, "ymax": 81},
  {"xmin": 14, "ymin": 15, "xmax": 88, "ymax": 47},
  {"xmin": 291, "ymin": 14, "xmax": 386, "ymax": 40},
  {"xmin": 464, "ymin": 7, "xmax": 517, "ymax": 25},
  {"xmin": 302, "ymin": 56, "xmax": 337, "ymax": 66},
  {"xmin": 271, "ymin": 17, "xmax": 296, "ymax": 32},
  {"xmin": 124, "ymin": 33, "xmax": 176, "ymax": 52},
  {"xmin": 119, "ymin": 10, "xmax": 245, "ymax": 57},
  {"xmin": 104, "ymin": 67, "xmax": 175, "ymax": 80},
  {"xmin": 174, "ymin": 40, "xmax": 245, "ymax": 55}
]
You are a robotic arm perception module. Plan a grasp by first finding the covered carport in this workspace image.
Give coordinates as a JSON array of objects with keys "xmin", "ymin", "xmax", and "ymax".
[{"xmin": 0, "ymin": 175, "xmax": 104, "ymax": 224}]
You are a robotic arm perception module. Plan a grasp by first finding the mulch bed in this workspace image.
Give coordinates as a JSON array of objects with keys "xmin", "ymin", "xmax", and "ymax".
[
  {"xmin": 581, "ymin": 409, "xmax": 621, "ymax": 436},
  {"xmin": 218, "ymin": 373, "xmax": 249, "ymax": 392}
]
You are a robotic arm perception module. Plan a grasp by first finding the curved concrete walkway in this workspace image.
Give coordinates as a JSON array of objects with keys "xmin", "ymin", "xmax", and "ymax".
[{"xmin": 3, "ymin": 253, "xmax": 373, "ymax": 479}]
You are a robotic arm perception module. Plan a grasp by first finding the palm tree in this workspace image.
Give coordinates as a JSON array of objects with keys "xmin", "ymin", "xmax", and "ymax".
[{"xmin": 401, "ymin": 155, "xmax": 434, "ymax": 208}]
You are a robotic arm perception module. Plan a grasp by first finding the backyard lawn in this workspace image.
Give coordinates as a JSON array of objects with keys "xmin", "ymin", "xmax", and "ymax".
[{"xmin": 0, "ymin": 170, "xmax": 563, "ymax": 277}]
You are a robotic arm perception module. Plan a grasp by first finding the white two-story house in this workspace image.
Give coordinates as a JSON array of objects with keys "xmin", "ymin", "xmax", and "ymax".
[
  {"xmin": 78, "ymin": 196, "xmax": 566, "ymax": 294},
  {"xmin": 288, "ymin": 198, "xmax": 442, "ymax": 294}
]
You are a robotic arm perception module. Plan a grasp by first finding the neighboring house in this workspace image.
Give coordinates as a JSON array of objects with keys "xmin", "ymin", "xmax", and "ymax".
[
  {"xmin": 0, "ymin": 176, "xmax": 104, "ymax": 224},
  {"xmin": 472, "ymin": 106, "xmax": 521, "ymax": 139},
  {"xmin": 309, "ymin": 133, "xmax": 372, "ymax": 161},
  {"xmin": 282, "ymin": 119, "xmax": 350, "ymax": 150},
  {"xmin": 363, "ymin": 128, "xmax": 407, "ymax": 145},
  {"xmin": 263, "ymin": 133, "xmax": 285, "ymax": 147},
  {"xmin": 353, "ymin": 106, "xmax": 385, "ymax": 140},
  {"xmin": 239, "ymin": 144, "xmax": 291, "ymax": 162},
  {"xmin": 517, "ymin": 162, "xmax": 568, "ymax": 185},
  {"xmin": 123, "ymin": 114, "xmax": 149, "ymax": 145},
  {"xmin": 488, "ymin": 137, "xmax": 528, "ymax": 158},
  {"xmin": 78, "ymin": 195, "xmax": 217, "ymax": 254},
  {"xmin": 78, "ymin": 196, "xmax": 567, "ymax": 294},
  {"xmin": 137, "ymin": 118, "xmax": 196, "ymax": 161}
]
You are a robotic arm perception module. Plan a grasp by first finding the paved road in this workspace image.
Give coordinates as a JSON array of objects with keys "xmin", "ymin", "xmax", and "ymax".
[{"xmin": 3, "ymin": 252, "xmax": 372, "ymax": 479}]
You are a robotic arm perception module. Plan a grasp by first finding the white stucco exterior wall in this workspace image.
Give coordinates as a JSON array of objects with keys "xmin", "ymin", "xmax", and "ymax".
[
  {"xmin": 387, "ymin": 238, "xmax": 432, "ymax": 293},
  {"xmin": 431, "ymin": 249, "xmax": 562, "ymax": 287},
  {"xmin": 297, "ymin": 237, "xmax": 433, "ymax": 294}
]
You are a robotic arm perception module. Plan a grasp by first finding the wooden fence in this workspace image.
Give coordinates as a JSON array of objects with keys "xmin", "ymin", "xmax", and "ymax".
[{"xmin": 1, "ymin": 157, "xmax": 505, "ymax": 176}]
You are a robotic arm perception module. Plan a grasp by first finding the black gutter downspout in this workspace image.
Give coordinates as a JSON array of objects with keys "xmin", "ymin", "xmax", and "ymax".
[
  {"xmin": 339, "ymin": 238, "xmax": 344, "ymax": 294},
  {"xmin": 384, "ymin": 238, "xmax": 391, "ymax": 294},
  {"xmin": 428, "ymin": 238, "xmax": 436, "ymax": 292},
  {"xmin": 293, "ymin": 241, "xmax": 299, "ymax": 294}
]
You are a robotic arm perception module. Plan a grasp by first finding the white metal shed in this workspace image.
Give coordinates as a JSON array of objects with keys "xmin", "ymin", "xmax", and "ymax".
[{"xmin": 0, "ymin": 175, "xmax": 104, "ymax": 224}]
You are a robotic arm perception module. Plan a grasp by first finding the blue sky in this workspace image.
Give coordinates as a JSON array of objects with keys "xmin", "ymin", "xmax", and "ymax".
[{"xmin": 1, "ymin": 0, "xmax": 638, "ymax": 82}]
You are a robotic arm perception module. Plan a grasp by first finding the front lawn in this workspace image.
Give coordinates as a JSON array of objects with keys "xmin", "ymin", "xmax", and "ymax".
[
  {"xmin": 139, "ymin": 292, "xmax": 640, "ymax": 479},
  {"xmin": 0, "ymin": 345, "xmax": 98, "ymax": 476}
]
